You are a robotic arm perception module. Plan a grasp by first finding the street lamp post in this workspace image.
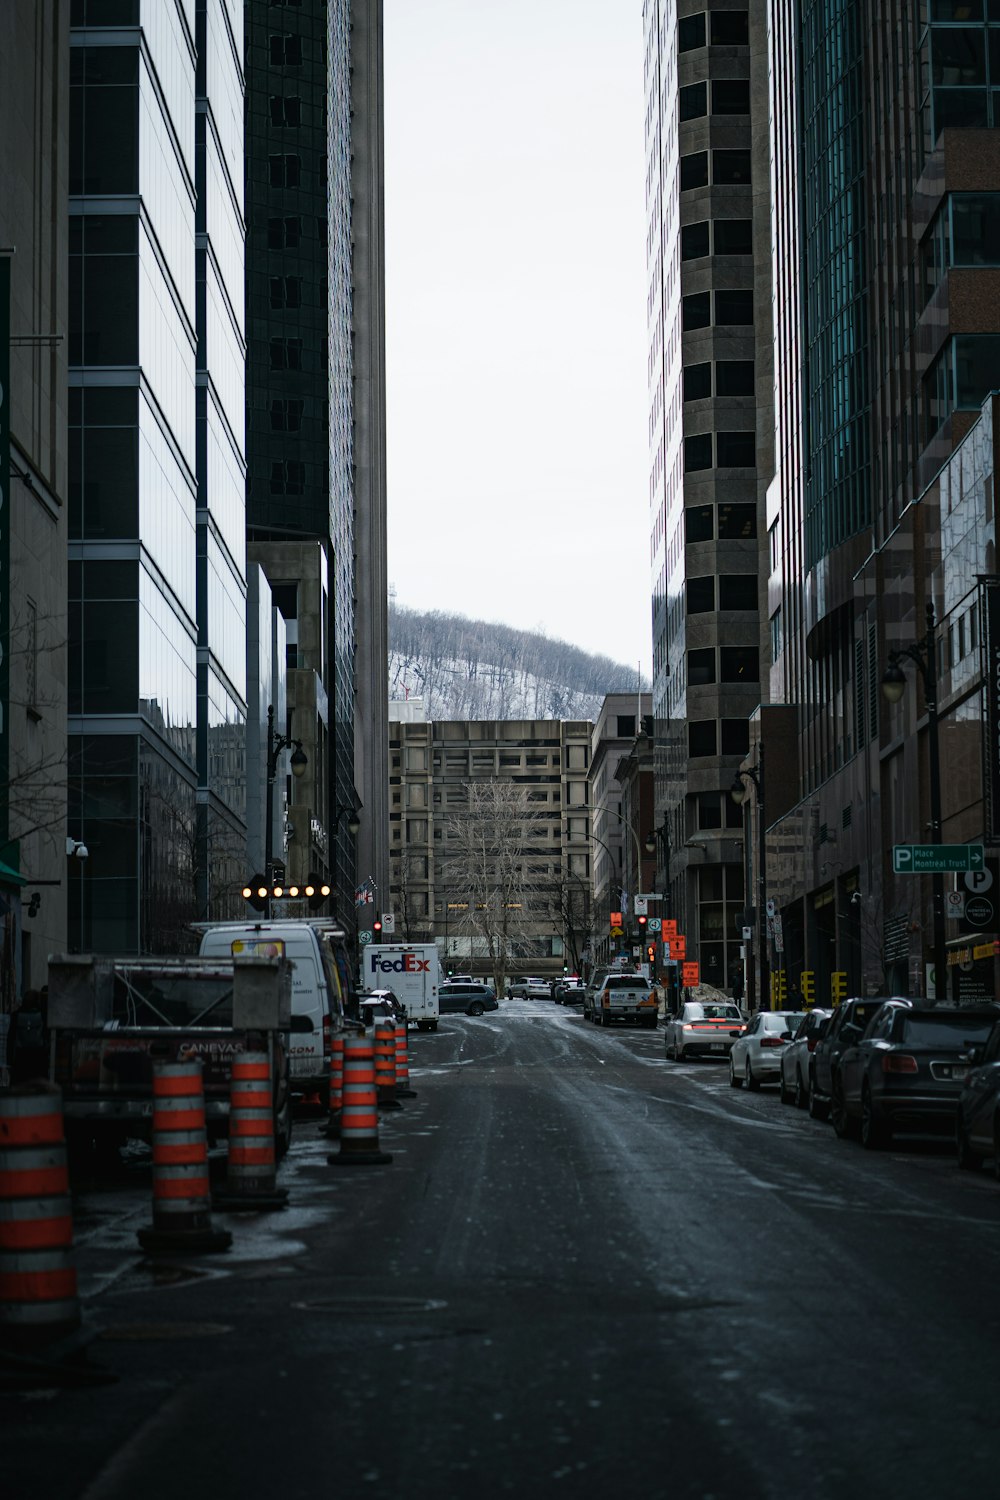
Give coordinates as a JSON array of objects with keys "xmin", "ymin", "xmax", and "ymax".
[
  {"xmin": 730, "ymin": 745, "xmax": 768, "ymax": 1012},
  {"xmin": 881, "ymin": 602, "xmax": 947, "ymax": 1003},
  {"xmin": 265, "ymin": 704, "xmax": 308, "ymax": 914},
  {"xmin": 644, "ymin": 814, "xmax": 674, "ymax": 1012}
]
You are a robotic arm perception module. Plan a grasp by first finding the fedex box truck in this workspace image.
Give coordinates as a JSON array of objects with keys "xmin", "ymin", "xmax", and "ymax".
[{"xmin": 364, "ymin": 943, "xmax": 440, "ymax": 1031}]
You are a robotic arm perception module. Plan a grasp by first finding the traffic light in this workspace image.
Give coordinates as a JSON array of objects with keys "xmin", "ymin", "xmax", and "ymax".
[
  {"xmin": 372, "ymin": 917, "xmax": 383, "ymax": 942},
  {"xmin": 637, "ymin": 914, "xmax": 647, "ymax": 932},
  {"xmin": 304, "ymin": 872, "xmax": 332, "ymax": 911},
  {"xmin": 563, "ymin": 963, "xmax": 569, "ymax": 974},
  {"xmin": 242, "ymin": 874, "xmax": 269, "ymax": 912},
  {"xmin": 646, "ymin": 944, "xmax": 656, "ymax": 965}
]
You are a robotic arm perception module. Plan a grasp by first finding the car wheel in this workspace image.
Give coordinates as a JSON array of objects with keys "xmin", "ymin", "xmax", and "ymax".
[
  {"xmin": 831, "ymin": 1077, "xmax": 859, "ymax": 1140},
  {"xmin": 746, "ymin": 1058, "xmax": 761, "ymax": 1091},
  {"xmin": 808, "ymin": 1068, "xmax": 830, "ymax": 1121},
  {"xmin": 956, "ymin": 1118, "xmax": 981, "ymax": 1171},
  {"xmin": 794, "ymin": 1069, "xmax": 808, "ymax": 1110},
  {"xmin": 779, "ymin": 1068, "xmax": 793, "ymax": 1105},
  {"xmin": 729, "ymin": 1056, "xmax": 742, "ymax": 1088},
  {"xmin": 860, "ymin": 1085, "xmax": 891, "ymax": 1150},
  {"xmin": 468, "ymin": 1002, "xmax": 485, "ymax": 1017}
]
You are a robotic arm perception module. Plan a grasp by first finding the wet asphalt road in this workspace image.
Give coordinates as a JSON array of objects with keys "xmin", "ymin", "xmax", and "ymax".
[{"xmin": 4, "ymin": 998, "xmax": 1000, "ymax": 1500}]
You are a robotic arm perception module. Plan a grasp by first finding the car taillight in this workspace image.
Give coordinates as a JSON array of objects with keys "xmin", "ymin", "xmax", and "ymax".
[
  {"xmin": 806, "ymin": 1038, "xmax": 818, "ymax": 1052},
  {"xmin": 882, "ymin": 1054, "xmax": 918, "ymax": 1074},
  {"xmin": 760, "ymin": 1036, "xmax": 785, "ymax": 1048}
]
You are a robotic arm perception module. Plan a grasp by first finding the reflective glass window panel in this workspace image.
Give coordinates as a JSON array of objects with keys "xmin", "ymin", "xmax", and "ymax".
[
  {"xmin": 719, "ymin": 575, "xmax": 757, "ymax": 610},
  {"xmin": 716, "ymin": 360, "xmax": 754, "ymax": 396},
  {"xmin": 720, "ymin": 647, "xmax": 760, "ymax": 682},
  {"xmin": 713, "ymin": 149, "xmax": 751, "ymax": 184},
  {"xmin": 697, "ymin": 792, "xmax": 724, "ymax": 830},
  {"xmin": 684, "ymin": 433, "xmax": 713, "ymax": 471},
  {"xmin": 933, "ymin": 88, "xmax": 989, "ymax": 131},
  {"xmin": 717, "ymin": 502, "xmax": 757, "ymax": 538},
  {"xmin": 683, "ymin": 291, "xmax": 711, "ymax": 330},
  {"xmin": 688, "ymin": 648, "xmax": 716, "ymax": 685},
  {"xmin": 680, "ymin": 151, "xmax": 709, "ymax": 191},
  {"xmin": 686, "ymin": 505, "xmax": 714, "ymax": 542},
  {"xmin": 684, "ymin": 362, "xmax": 712, "ymax": 401},
  {"xmin": 954, "ymin": 333, "xmax": 1000, "ymax": 406},
  {"xmin": 714, "ymin": 219, "xmax": 753, "ymax": 255},
  {"xmin": 689, "ymin": 721, "xmax": 718, "ymax": 757},
  {"xmin": 716, "ymin": 430, "xmax": 756, "ymax": 467},
  {"xmin": 950, "ymin": 192, "xmax": 1000, "ymax": 263},
  {"xmin": 711, "ymin": 11, "xmax": 749, "ymax": 44},
  {"xmin": 682, "ymin": 222, "xmax": 710, "ymax": 260},
  {"xmin": 679, "ymin": 13, "xmax": 706, "ymax": 51},
  {"xmin": 720, "ymin": 720, "xmax": 751, "ymax": 755},
  {"xmin": 931, "ymin": 28, "xmax": 986, "ymax": 85},
  {"xmin": 714, "ymin": 289, "xmax": 753, "ymax": 324},
  {"xmin": 679, "ymin": 83, "xmax": 708, "ymax": 120},
  {"xmin": 712, "ymin": 80, "xmax": 751, "ymax": 114},
  {"xmin": 687, "ymin": 577, "xmax": 715, "ymax": 613}
]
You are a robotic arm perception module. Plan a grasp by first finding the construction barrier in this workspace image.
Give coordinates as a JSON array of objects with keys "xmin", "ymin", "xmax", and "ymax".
[
  {"xmin": 321, "ymin": 1032, "xmax": 346, "ymax": 1139},
  {"xmin": 394, "ymin": 1021, "xmax": 417, "ymax": 1099},
  {"xmin": 137, "ymin": 1060, "xmax": 232, "ymax": 1253},
  {"xmin": 0, "ymin": 1085, "xmax": 79, "ymax": 1352},
  {"xmin": 328, "ymin": 1030, "xmax": 392, "ymax": 1167},
  {"xmin": 213, "ymin": 1052, "xmax": 288, "ymax": 1212},
  {"xmin": 373, "ymin": 1020, "xmax": 402, "ymax": 1110}
]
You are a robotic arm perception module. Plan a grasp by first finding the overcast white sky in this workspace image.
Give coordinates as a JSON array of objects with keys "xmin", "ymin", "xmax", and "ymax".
[{"xmin": 383, "ymin": 0, "xmax": 652, "ymax": 678}]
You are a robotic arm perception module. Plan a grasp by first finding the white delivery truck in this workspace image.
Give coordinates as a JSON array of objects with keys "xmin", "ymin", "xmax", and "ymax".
[{"xmin": 363, "ymin": 943, "xmax": 440, "ymax": 1031}]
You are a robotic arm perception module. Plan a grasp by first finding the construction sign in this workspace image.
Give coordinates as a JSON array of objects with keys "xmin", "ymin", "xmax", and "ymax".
[
  {"xmin": 682, "ymin": 961, "xmax": 700, "ymax": 986},
  {"xmin": 665, "ymin": 934, "xmax": 686, "ymax": 959}
]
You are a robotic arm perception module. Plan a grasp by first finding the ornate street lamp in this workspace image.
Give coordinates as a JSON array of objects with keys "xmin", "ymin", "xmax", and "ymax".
[{"xmin": 730, "ymin": 745, "xmax": 768, "ymax": 1012}]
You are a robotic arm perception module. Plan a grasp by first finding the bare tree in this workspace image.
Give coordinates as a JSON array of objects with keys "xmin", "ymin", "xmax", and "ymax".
[
  {"xmin": 443, "ymin": 779, "xmax": 544, "ymax": 996},
  {"xmin": 546, "ymin": 871, "xmax": 593, "ymax": 976}
]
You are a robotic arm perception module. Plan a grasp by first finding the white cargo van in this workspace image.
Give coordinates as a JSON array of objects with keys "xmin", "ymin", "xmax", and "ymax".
[
  {"xmin": 196, "ymin": 919, "xmax": 356, "ymax": 1103},
  {"xmin": 362, "ymin": 943, "xmax": 440, "ymax": 1031}
]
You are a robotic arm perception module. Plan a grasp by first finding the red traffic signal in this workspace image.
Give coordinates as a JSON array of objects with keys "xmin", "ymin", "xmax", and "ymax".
[
  {"xmin": 372, "ymin": 918, "xmax": 383, "ymax": 940},
  {"xmin": 637, "ymin": 914, "xmax": 647, "ymax": 929}
]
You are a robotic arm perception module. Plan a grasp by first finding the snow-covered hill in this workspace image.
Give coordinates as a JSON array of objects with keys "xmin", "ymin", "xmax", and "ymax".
[{"xmin": 389, "ymin": 606, "xmax": 647, "ymax": 722}]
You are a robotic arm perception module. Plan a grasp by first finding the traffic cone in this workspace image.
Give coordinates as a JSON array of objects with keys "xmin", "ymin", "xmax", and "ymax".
[
  {"xmin": 137, "ymin": 1061, "xmax": 232, "ymax": 1253},
  {"xmin": 321, "ymin": 1033, "xmax": 345, "ymax": 1139},
  {"xmin": 394, "ymin": 1021, "xmax": 417, "ymax": 1099},
  {"xmin": 373, "ymin": 1020, "xmax": 402, "ymax": 1110},
  {"xmin": 213, "ymin": 1052, "xmax": 288, "ymax": 1212},
  {"xmin": 0, "ymin": 1085, "xmax": 79, "ymax": 1353},
  {"xmin": 328, "ymin": 1030, "xmax": 392, "ymax": 1166}
]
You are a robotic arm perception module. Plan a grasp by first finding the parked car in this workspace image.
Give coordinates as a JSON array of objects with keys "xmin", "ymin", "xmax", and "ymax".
[
  {"xmin": 808, "ymin": 997, "xmax": 900, "ymax": 1120},
  {"xmin": 438, "ymin": 981, "xmax": 499, "ymax": 1017},
  {"xmin": 956, "ymin": 1017, "xmax": 1000, "ymax": 1175},
  {"xmin": 778, "ymin": 1009, "xmax": 832, "ymax": 1107},
  {"xmin": 554, "ymin": 978, "xmax": 585, "ymax": 1004},
  {"xmin": 729, "ymin": 1011, "xmax": 806, "ymax": 1089},
  {"xmin": 357, "ymin": 989, "xmax": 407, "ymax": 1028},
  {"xmin": 833, "ymin": 1002, "xmax": 999, "ymax": 1148},
  {"xmin": 508, "ymin": 976, "xmax": 551, "ymax": 1000},
  {"xmin": 663, "ymin": 1001, "xmax": 744, "ymax": 1061}
]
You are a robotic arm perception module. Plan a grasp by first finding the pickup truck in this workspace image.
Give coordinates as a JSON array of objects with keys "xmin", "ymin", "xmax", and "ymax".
[
  {"xmin": 47, "ymin": 953, "xmax": 299, "ymax": 1161},
  {"xmin": 584, "ymin": 971, "xmax": 658, "ymax": 1029}
]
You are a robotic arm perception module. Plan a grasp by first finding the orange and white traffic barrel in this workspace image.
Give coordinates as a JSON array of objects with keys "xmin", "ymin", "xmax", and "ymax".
[
  {"xmin": 322, "ymin": 1032, "xmax": 346, "ymax": 1139},
  {"xmin": 328, "ymin": 1030, "xmax": 392, "ymax": 1167},
  {"xmin": 394, "ymin": 1021, "xmax": 417, "ymax": 1099},
  {"xmin": 137, "ymin": 1060, "xmax": 232, "ymax": 1253},
  {"xmin": 373, "ymin": 1020, "xmax": 402, "ymax": 1110},
  {"xmin": 0, "ymin": 1084, "xmax": 79, "ymax": 1351},
  {"xmin": 213, "ymin": 1052, "xmax": 288, "ymax": 1212}
]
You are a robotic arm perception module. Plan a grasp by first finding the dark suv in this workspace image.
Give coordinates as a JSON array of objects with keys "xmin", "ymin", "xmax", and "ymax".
[
  {"xmin": 809, "ymin": 998, "xmax": 900, "ymax": 1120},
  {"xmin": 438, "ymin": 982, "xmax": 499, "ymax": 1018}
]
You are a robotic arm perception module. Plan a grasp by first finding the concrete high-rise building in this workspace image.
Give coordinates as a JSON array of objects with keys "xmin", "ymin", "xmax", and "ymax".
[
  {"xmin": 642, "ymin": 1, "xmax": 774, "ymax": 996},
  {"xmin": 244, "ymin": 0, "xmax": 388, "ymax": 927},
  {"xmin": 1, "ymin": 0, "xmax": 70, "ymax": 992},
  {"xmin": 68, "ymin": 0, "xmax": 247, "ymax": 952}
]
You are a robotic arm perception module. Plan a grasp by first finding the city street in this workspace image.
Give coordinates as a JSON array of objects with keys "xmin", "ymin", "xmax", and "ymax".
[{"xmin": 5, "ymin": 998, "xmax": 1000, "ymax": 1500}]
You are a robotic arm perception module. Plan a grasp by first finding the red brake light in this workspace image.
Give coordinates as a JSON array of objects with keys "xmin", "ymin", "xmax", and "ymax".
[
  {"xmin": 882, "ymin": 1054, "xmax": 918, "ymax": 1074},
  {"xmin": 806, "ymin": 1038, "xmax": 818, "ymax": 1052},
  {"xmin": 760, "ymin": 1036, "xmax": 786, "ymax": 1048}
]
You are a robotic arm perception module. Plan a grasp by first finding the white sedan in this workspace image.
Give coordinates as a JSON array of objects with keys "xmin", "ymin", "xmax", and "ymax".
[
  {"xmin": 729, "ymin": 1011, "xmax": 807, "ymax": 1090},
  {"xmin": 663, "ymin": 1001, "xmax": 745, "ymax": 1061}
]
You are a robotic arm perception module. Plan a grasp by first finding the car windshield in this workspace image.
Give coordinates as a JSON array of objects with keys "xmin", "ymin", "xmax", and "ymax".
[
  {"xmin": 897, "ymin": 1014, "xmax": 996, "ymax": 1047},
  {"xmin": 686, "ymin": 1004, "xmax": 742, "ymax": 1020}
]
